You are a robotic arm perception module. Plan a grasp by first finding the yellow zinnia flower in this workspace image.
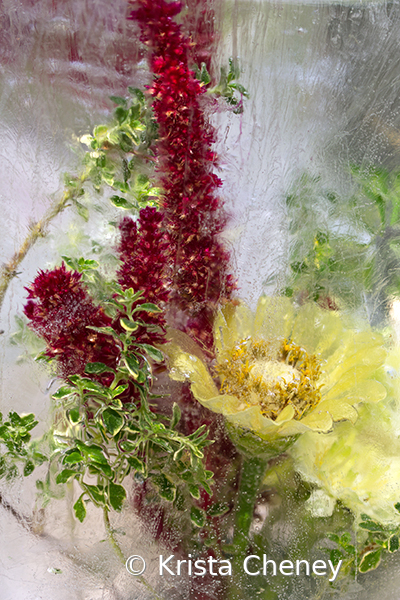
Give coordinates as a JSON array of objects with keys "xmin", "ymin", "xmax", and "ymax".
[
  {"xmin": 165, "ymin": 297, "xmax": 387, "ymax": 441},
  {"xmin": 291, "ymin": 400, "xmax": 400, "ymax": 524}
]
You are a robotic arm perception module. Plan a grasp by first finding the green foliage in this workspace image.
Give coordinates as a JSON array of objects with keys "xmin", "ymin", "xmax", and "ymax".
[
  {"xmin": 190, "ymin": 505, "xmax": 206, "ymax": 527},
  {"xmin": 358, "ymin": 512, "xmax": 400, "ymax": 571},
  {"xmin": 8, "ymin": 277, "xmax": 214, "ymax": 524},
  {"xmin": 359, "ymin": 549, "xmax": 382, "ymax": 573},
  {"xmin": 60, "ymin": 254, "xmax": 121, "ymax": 308},
  {"xmin": 324, "ymin": 532, "xmax": 356, "ymax": 578},
  {"xmin": 194, "ymin": 62, "xmax": 211, "ymax": 85},
  {"xmin": 61, "ymin": 256, "xmax": 100, "ymax": 273},
  {"xmin": 351, "ymin": 166, "xmax": 400, "ymax": 230},
  {"xmin": 195, "ymin": 58, "xmax": 249, "ymax": 114},
  {"xmin": 325, "ymin": 509, "xmax": 400, "ymax": 576},
  {"xmin": 77, "ymin": 88, "xmax": 161, "ymax": 212},
  {"xmin": 283, "ymin": 174, "xmax": 368, "ymax": 306},
  {"xmin": 0, "ymin": 412, "xmax": 46, "ymax": 480},
  {"xmin": 283, "ymin": 168, "xmax": 400, "ymax": 313},
  {"xmin": 57, "ymin": 87, "xmax": 160, "ymax": 233},
  {"xmin": 46, "ymin": 285, "xmax": 213, "ymax": 521},
  {"xmin": 73, "ymin": 495, "xmax": 87, "ymax": 522},
  {"xmin": 207, "ymin": 502, "xmax": 230, "ymax": 517}
]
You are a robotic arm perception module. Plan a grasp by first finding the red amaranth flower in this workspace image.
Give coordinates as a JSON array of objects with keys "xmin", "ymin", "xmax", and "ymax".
[
  {"xmin": 24, "ymin": 263, "xmax": 120, "ymax": 378},
  {"xmin": 129, "ymin": 0, "xmax": 236, "ymax": 335},
  {"xmin": 117, "ymin": 206, "xmax": 169, "ymax": 345},
  {"xmin": 117, "ymin": 207, "xmax": 169, "ymax": 305}
]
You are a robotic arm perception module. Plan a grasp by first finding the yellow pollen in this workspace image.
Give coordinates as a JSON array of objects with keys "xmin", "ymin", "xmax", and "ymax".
[{"xmin": 215, "ymin": 338, "xmax": 322, "ymax": 421}]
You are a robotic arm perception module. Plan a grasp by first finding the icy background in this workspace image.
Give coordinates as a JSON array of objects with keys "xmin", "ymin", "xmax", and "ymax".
[{"xmin": 2, "ymin": 0, "xmax": 400, "ymax": 598}]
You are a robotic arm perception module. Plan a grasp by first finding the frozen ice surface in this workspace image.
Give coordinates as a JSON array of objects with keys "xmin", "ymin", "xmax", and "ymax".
[{"xmin": 3, "ymin": 0, "xmax": 400, "ymax": 598}]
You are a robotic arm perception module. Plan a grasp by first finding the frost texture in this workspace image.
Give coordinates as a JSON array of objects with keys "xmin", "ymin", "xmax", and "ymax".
[{"xmin": 3, "ymin": 1, "xmax": 400, "ymax": 599}]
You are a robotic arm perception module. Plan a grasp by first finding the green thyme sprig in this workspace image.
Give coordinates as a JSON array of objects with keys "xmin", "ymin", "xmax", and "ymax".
[
  {"xmin": 194, "ymin": 58, "xmax": 249, "ymax": 114},
  {"xmin": 0, "ymin": 412, "xmax": 47, "ymax": 481},
  {"xmin": 283, "ymin": 167, "xmax": 400, "ymax": 313},
  {"xmin": 325, "ymin": 507, "xmax": 400, "ymax": 577},
  {"xmin": 47, "ymin": 286, "xmax": 213, "ymax": 522},
  {"xmin": 357, "ymin": 510, "xmax": 400, "ymax": 573},
  {"xmin": 4, "ymin": 285, "xmax": 214, "ymax": 523},
  {"xmin": 77, "ymin": 88, "xmax": 161, "ymax": 214},
  {"xmin": 0, "ymin": 88, "xmax": 159, "ymax": 309}
]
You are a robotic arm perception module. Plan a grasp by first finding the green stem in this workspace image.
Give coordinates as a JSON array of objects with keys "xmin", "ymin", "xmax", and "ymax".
[
  {"xmin": 232, "ymin": 456, "xmax": 267, "ymax": 558},
  {"xmin": 225, "ymin": 456, "xmax": 268, "ymax": 600},
  {"xmin": 103, "ymin": 508, "xmax": 125, "ymax": 564},
  {"xmin": 103, "ymin": 508, "xmax": 163, "ymax": 600}
]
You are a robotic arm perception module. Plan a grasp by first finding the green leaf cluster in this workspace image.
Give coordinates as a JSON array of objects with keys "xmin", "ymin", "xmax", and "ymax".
[
  {"xmin": 58, "ymin": 87, "xmax": 160, "ymax": 228},
  {"xmin": 0, "ymin": 412, "xmax": 46, "ymax": 480},
  {"xmin": 77, "ymin": 88, "xmax": 161, "ymax": 212},
  {"xmin": 324, "ymin": 532, "xmax": 356, "ymax": 578},
  {"xmin": 283, "ymin": 168, "xmax": 400, "ymax": 314},
  {"xmin": 357, "ymin": 511, "xmax": 400, "ymax": 573},
  {"xmin": 325, "ymin": 507, "xmax": 400, "ymax": 577},
  {"xmin": 47, "ymin": 285, "xmax": 213, "ymax": 522},
  {"xmin": 9, "ymin": 314, "xmax": 46, "ymax": 363},
  {"xmin": 8, "ymin": 282, "xmax": 214, "ymax": 525},
  {"xmin": 195, "ymin": 58, "xmax": 249, "ymax": 114}
]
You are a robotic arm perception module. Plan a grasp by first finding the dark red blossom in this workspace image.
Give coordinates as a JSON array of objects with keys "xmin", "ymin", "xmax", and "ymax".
[
  {"xmin": 117, "ymin": 207, "xmax": 169, "ymax": 345},
  {"xmin": 126, "ymin": 8, "xmax": 241, "ymax": 595},
  {"xmin": 129, "ymin": 0, "xmax": 235, "ymax": 342},
  {"xmin": 117, "ymin": 207, "xmax": 169, "ymax": 305},
  {"xmin": 24, "ymin": 263, "xmax": 119, "ymax": 378}
]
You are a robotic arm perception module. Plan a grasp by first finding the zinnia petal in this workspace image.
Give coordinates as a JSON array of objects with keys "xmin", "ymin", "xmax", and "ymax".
[{"xmin": 165, "ymin": 297, "xmax": 389, "ymax": 443}]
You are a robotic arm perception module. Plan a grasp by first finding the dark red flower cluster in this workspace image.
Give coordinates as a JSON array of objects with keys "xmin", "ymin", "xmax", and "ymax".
[
  {"xmin": 117, "ymin": 206, "xmax": 169, "ymax": 345},
  {"xmin": 129, "ymin": 0, "xmax": 235, "ymax": 327},
  {"xmin": 117, "ymin": 207, "xmax": 169, "ymax": 305},
  {"xmin": 24, "ymin": 264, "xmax": 119, "ymax": 378},
  {"xmin": 124, "ymin": 7, "xmax": 241, "ymax": 591}
]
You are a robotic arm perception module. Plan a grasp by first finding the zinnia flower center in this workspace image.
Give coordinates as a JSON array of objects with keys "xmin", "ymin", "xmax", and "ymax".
[{"xmin": 215, "ymin": 338, "xmax": 322, "ymax": 420}]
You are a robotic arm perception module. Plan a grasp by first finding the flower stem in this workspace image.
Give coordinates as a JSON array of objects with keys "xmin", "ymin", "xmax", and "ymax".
[
  {"xmin": 0, "ymin": 174, "xmax": 88, "ymax": 310},
  {"xmin": 224, "ymin": 456, "xmax": 268, "ymax": 600},
  {"xmin": 232, "ymin": 456, "xmax": 267, "ymax": 558},
  {"xmin": 103, "ymin": 508, "xmax": 164, "ymax": 600},
  {"xmin": 103, "ymin": 508, "xmax": 126, "ymax": 564}
]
